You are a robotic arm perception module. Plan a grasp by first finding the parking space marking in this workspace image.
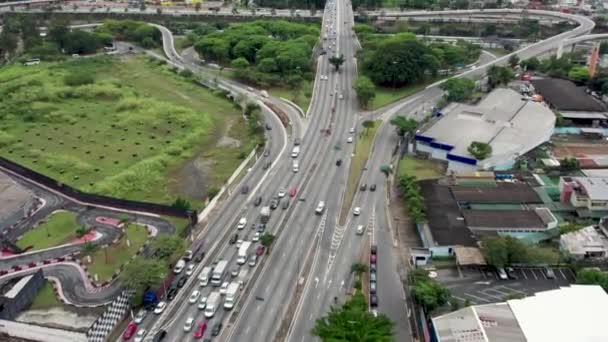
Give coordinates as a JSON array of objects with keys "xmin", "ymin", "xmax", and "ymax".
[
  {"xmin": 464, "ymin": 293, "xmax": 490, "ymax": 303},
  {"xmin": 497, "ymin": 286, "xmax": 527, "ymax": 295},
  {"xmin": 478, "ymin": 289, "xmax": 505, "ymax": 301},
  {"xmin": 564, "ymin": 268, "xmax": 576, "ymax": 281},
  {"xmin": 520, "ymin": 269, "xmax": 528, "ymax": 280},
  {"xmin": 452, "ymin": 295, "xmax": 474, "ymax": 305},
  {"xmin": 540, "ymin": 269, "xmax": 547, "ymax": 280},
  {"xmin": 484, "ymin": 288, "xmax": 510, "ymax": 296},
  {"xmin": 530, "ymin": 269, "xmax": 538, "ymax": 280}
]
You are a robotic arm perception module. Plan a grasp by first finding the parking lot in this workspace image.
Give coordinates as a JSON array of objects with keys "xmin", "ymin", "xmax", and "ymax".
[{"xmin": 434, "ymin": 266, "xmax": 576, "ymax": 305}]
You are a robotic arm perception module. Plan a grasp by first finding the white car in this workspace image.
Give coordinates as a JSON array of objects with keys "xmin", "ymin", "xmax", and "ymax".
[
  {"xmin": 349, "ymin": 127, "xmax": 355, "ymax": 134},
  {"xmin": 237, "ymin": 217, "xmax": 247, "ymax": 230},
  {"xmin": 252, "ymin": 232, "xmax": 261, "ymax": 242},
  {"xmin": 189, "ymin": 290, "xmax": 201, "ymax": 304},
  {"xmin": 248, "ymin": 255, "xmax": 258, "ymax": 267},
  {"xmin": 185, "ymin": 264, "xmax": 195, "ymax": 276},
  {"xmin": 198, "ymin": 296, "xmax": 207, "ymax": 310},
  {"xmin": 278, "ymin": 188, "xmax": 286, "ymax": 198},
  {"xmin": 134, "ymin": 329, "xmax": 147, "ymax": 342},
  {"xmin": 236, "ymin": 239, "xmax": 244, "ymax": 248},
  {"xmin": 347, "ymin": 137, "xmax": 353, "ymax": 143},
  {"xmin": 134, "ymin": 310, "xmax": 147, "ymax": 324},
  {"xmin": 356, "ymin": 225, "xmax": 364, "ymax": 235},
  {"xmin": 353, "ymin": 207, "xmax": 361, "ymax": 216},
  {"xmin": 153, "ymin": 301, "xmax": 166, "ymax": 314},
  {"xmin": 184, "ymin": 317, "xmax": 195, "ymax": 332},
  {"xmin": 220, "ymin": 282, "xmax": 229, "ymax": 295}
]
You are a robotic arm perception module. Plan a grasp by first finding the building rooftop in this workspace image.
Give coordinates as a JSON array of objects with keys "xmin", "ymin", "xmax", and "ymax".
[
  {"xmin": 433, "ymin": 285, "xmax": 608, "ymax": 342},
  {"xmin": 560, "ymin": 111, "xmax": 608, "ymax": 120},
  {"xmin": 532, "ymin": 78, "xmax": 606, "ymax": 112},
  {"xmin": 572, "ymin": 177, "xmax": 608, "ymax": 201},
  {"xmin": 560, "ymin": 225, "xmax": 608, "ymax": 255},
  {"xmin": 417, "ymin": 88, "xmax": 555, "ymax": 167},
  {"xmin": 450, "ymin": 183, "xmax": 542, "ymax": 204},
  {"xmin": 462, "ymin": 210, "xmax": 548, "ymax": 230},
  {"xmin": 582, "ymin": 169, "xmax": 608, "ymax": 178}
]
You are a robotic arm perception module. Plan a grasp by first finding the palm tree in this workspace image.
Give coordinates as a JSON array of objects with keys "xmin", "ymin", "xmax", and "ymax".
[
  {"xmin": 82, "ymin": 241, "xmax": 98, "ymax": 257},
  {"xmin": 260, "ymin": 233, "xmax": 275, "ymax": 254},
  {"xmin": 390, "ymin": 115, "xmax": 418, "ymax": 137},
  {"xmin": 351, "ymin": 262, "xmax": 368, "ymax": 276},
  {"xmin": 329, "ymin": 54, "xmax": 345, "ymax": 72}
]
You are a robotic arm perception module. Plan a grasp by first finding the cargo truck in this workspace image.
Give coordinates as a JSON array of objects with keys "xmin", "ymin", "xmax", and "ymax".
[
  {"xmin": 223, "ymin": 283, "xmax": 240, "ymax": 310},
  {"xmin": 198, "ymin": 266, "xmax": 212, "ymax": 287},
  {"xmin": 237, "ymin": 241, "xmax": 252, "ymax": 265},
  {"xmin": 204, "ymin": 292, "xmax": 221, "ymax": 318},
  {"xmin": 211, "ymin": 260, "xmax": 228, "ymax": 286},
  {"xmin": 260, "ymin": 206, "xmax": 270, "ymax": 223}
]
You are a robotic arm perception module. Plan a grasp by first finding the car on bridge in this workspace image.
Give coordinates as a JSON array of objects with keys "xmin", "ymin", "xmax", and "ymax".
[{"xmin": 153, "ymin": 301, "xmax": 167, "ymax": 314}]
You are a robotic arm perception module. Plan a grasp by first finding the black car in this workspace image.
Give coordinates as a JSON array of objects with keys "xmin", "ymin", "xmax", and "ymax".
[
  {"xmin": 263, "ymin": 149, "xmax": 270, "ymax": 157},
  {"xmin": 153, "ymin": 330, "xmax": 167, "ymax": 342},
  {"xmin": 194, "ymin": 251, "xmax": 205, "ymax": 263},
  {"xmin": 241, "ymin": 185, "xmax": 249, "ymax": 194},
  {"xmin": 176, "ymin": 277, "xmax": 187, "ymax": 288},
  {"xmin": 270, "ymin": 197, "xmax": 279, "ymax": 210},
  {"xmin": 371, "ymin": 245, "xmax": 377, "ymax": 255},
  {"xmin": 336, "ymin": 159, "xmax": 342, "ymax": 166},
  {"xmin": 506, "ymin": 267, "xmax": 518, "ymax": 280},
  {"xmin": 320, "ymin": 50, "xmax": 327, "ymax": 55},
  {"xmin": 212, "ymin": 322, "xmax": 223, "ymax": 336},
  {"xmin": 370, "ymin": 184, "xmax": 376, "ymax": 192},
  {"xmin": 251, "ymin": 223, "xmax": 257, "ymax": 230},
  {"xmin": 282, "ymin": 200, "xmax": 289, "ymax": 210},
  {"xmin": 230, "ymin": 233, "xmax": 239, "ymax": 244},
  {"xmin": 167, "ymin": 287, "xmax": 177, "ymax": 301},
  {"xmin": 370, "ymin": 294, "xmax": 378, "ymax": 307},
  {"xmin": 257, "ymin": 223, "xmax": 266, "ymax": 232},
  {"xmin": 254, "ymin": 196, "xmax": 262, "ymax": 206},
  {"xmin": 263, "ymin": 161, "xmax": 271, "ymax": 170},
  {"xmin": 360, "ymin": 183, "xmax": 367, "ymax": 191},
  {"xmin": 294, "ymin": 138, "xmax": 301, "ymax": 146},
  {"xmin": 265, "ymin": 123, "xmax": 272, "ymax": 130}
]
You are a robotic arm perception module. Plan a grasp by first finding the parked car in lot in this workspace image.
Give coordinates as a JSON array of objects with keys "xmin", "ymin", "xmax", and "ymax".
[
  {"xmin": 506, "ymin": 267, "xmax": 518, "ymax": 280},
  {"xmin": 370, "ymin": 281, "xmax": 377, "ymax": 294},
  {"xmin": 496, "ymin": 267, "xmax": 508, "ymax": 280},
  {"xmin": 123, "ymin": 322, "xmax": 137, "ymax": 340},
  {"xmin": 370, "ymin": 294, "xmax": 378, "ymax": 307},
  {"xmin": 193, "ymin": 322, "xmax": 207, "ymax": 339},
  {"xmin": 544, "ymin": 266, "xmax": 555, "ymax": 279},
  {"xmin": 154, "ymin": 301, "xmax": 167, "ymax": 314}
]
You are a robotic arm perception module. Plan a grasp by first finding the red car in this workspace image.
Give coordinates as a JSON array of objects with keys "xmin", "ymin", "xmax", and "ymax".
[
  {"xmin": 123, "ymin": 322, "xmax": 137, "ymax": 340},
  {"xmin": 256, "ymin": 245, "xmax": 266, "ymax": 256},
  {"xmin": 370, "ymin": 254, "xmax": 377, "ymax": 264},
  {"xmin": 289, "ymin": 186, "xmax": 297, "ymax": 198},
  {"xmin": 193, "ymin": 322, "xmax": 207, "ymax": 339}
]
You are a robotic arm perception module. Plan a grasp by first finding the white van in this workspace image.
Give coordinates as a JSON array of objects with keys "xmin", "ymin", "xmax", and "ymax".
[
  {"xmin": 291, "ymin": 146, "xmax": 300, "ymax": 158},
  {"xmin": 173, "ymin": 259, "xmax": 186, "ymax": 274},
  {"xmin": 198, "ymin": 266, "xmax": 212, "ymax": 287},
  {"xmin": 315, "ymin": 201, "xmax": 325, "ymax": 215},
  {"xmin": 260, "ymin": 90, "xmax": 269, "ymax": 98},
  {"xmin": 292, "ymin": 160, "xmax": 299, "ymax": 173}
]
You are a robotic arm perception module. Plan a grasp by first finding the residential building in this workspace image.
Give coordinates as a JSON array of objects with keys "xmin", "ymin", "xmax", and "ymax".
[
  {"xmin": 415, "ymin": 88, "xmax": 555, "ymax": 171},
  {"xmin": 560, "ymin": 225, "xmax": 608, "ymax": 260},
  {"xmin": 433, "ymin": 285, "xmax": 608, "ymax": 342}
]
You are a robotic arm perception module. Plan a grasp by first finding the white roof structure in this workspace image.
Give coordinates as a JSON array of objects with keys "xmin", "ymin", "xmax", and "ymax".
[
  {"xmin": 572, "ymin": 177, "xmax": 608, "ymax": 201},
  {"xmin": 560, "ymin": 225, "xmax": 608, "ymax": 257},
  {"xmin": 433, "ymin": 285, "xmax": 608, "ymax": 342},
  {"xmin": 419, "ymin": 88, "xmax": 555, "ymax": 169},
  {"xmin": 582, "ymin": 169, "xmax": 608, "ymax": 178}
]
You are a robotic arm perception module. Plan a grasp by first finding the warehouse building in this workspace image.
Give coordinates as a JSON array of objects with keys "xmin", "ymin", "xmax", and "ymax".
[
  {"xmin": 415, "ymin": 88, "xmax": 555, "ymax": 171},
  {"xmin": 560, "ymin": 225, "xmax": 608, "ymax": 260},
  {"xmin": 560, "ymin": 176, "xmax": 608, "ymax": 217}
]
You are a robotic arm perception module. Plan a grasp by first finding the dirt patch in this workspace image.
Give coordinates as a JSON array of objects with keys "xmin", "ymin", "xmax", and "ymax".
[
  {"xmin": 171, "ymin": 157, "xmax": 209, "ymax": 201},
  {"xmin": 217, "ymin": 136, "xmax": 242, "ymax": 148},
  {"xmin": 17, "ymin": 307, "xmax": 102, "ymax": 332}
]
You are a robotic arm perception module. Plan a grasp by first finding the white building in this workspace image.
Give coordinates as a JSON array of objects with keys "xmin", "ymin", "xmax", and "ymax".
[
  {"xmin": 560, "ymin": 225, "xmax": 608, "ymax": 260},
  {"xmin": 560, "ymin": 177, "xmax": 608, "ymax": 213},
  {"xmin": 415, "ymin": 88, "xmax": 555, "ymax": 172},
  {"xmin": 433, "ymin": 285, "xmax": 608, "ymax": 342}
]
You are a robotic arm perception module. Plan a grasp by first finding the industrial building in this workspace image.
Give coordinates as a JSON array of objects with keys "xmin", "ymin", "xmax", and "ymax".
[
  {"xmin": 415, "ymin": 88, "xmax": 555, "ymax": 171},
  {"xmin": 560, "ymin": 176, "xmax": 608, "ymax": 217},
  {"xmin": 560, "ymin": 225, "xmax": 608, "ymax": 260},
  {"xmin": 432, "ymin": 285, "xmax": 608, "ymax": 342}
]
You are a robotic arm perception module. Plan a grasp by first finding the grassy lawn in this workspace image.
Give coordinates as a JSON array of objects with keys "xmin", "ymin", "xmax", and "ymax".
[
  {"xmin": 85, "ymin": 224, "xmax": 148, "ymax": 281},
  {"xmin": 29, "ymin": 282, "xmax": 62, "ymax": 310},
  {"xmin": 0, "ymin": 55, "xmax": 259, "ymax": 206},
  {"xmin": 17, "ymin": 211, "xmax": 79, "ymax": 251},
  {"xmin": 370, "ymin": 78, "xmax": 442, "ymax": 110},
  {"xmin": 398, "ymin": 155, "xmax": 445, "ymax": 180},
  {"xmin": 340, "ymin": 121, "xmax": 381, "ymax": 224},
  {"xmin": 174, "ymin": 36, "xmax": 194, "ymax": 53},
  {"xmin": 162, "ymin": 215, "xmax": 190, "ymax": 236},
  {"xmin": 268, "ymin": 81, "xmax": 313, "ymax": 114}
]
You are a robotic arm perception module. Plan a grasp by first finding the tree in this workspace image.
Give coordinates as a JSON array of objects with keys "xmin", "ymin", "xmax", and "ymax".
[
  {"xmin": 260, "ymin": 233, "xmax": 275, "ymax": 248},
  {"xmin": 121, "ymin": 258, "xmax": 166, "ymax": 291},
  {"xmin": 48, "ymin": 19, "xmax": 70, "ymax": 48},
  {"xmin": 390, "ymin": 115, "xmax": 417, "ymax": 137},
  {"xmin": 560, "ymin": 157, "xmax": 580, "ymax": 171},
  {"xmin": 481, "ymin": 236, "xmax": 508, "ymax": 267},
  {"xmin": 351, "ymin": 262, "xmax": 368, "ymax": 275},
  {"xmin": 467, "ymin": 141, "xmax": 492, "ymax": 160},
  {"xmin": 568, "ymin": 66, "xmax": 590, "ymax": 84},
  {"xmin": 380, "ymin": 164, "xmax": 392, "ymax": 177},
  {"xmin": 361, "ymin": 120, "xmax": 376, "ymax": 135},
  {"xmin": 171, "ymin": 197, "xmax": 192, "ymax": 211},
  {"xmin": 576, "ymin": 268, "xmax": 608, "ymax": 292},
  {"xmin": 353, "ymin": 76, "xmax": 376, "ymax": 109},
  {"xmin": 151, "ymin": 235, "xmax": 185, "ymax": 261},
  {"xmin": 244, "ymin": 102, "xmax": 260, "ymax": 116},
  {"xmin": 81, "ymin": 241, "xmax": 98, "ymax": 256},
  {"xmin": 521, "ymin": 57, "xmax": 540, "ymax": 71},
  {"xmin": 313, "ymin": 293, "xmax": 394, "ymax": 341},
  {"xmin": 487, "ymin": 65, "xmax": 514, "ymax": 88},
  {"xmin": 231, "ymin": 57, "xmax": 250, "ymax": 69},
  {"xmin": 328, "ymin": 54, "xmax": 345, "ymax": 72},
  {"xmin": 508, "ymin": 54, "xmax": 520, "ymax": 67},
  {"xmin": 411, "ymin": 269, "xmax": 451, "ymax": 312},
  {"xmin": 440, "ymin": 78, "xmax": 475, "ymax": 102}
]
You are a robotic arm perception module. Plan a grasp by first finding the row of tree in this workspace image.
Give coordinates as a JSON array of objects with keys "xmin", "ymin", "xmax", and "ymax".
[
  {"xmin": 397, "ymin": 174, "xmax": 427, "ymax": 224},
  {"xmin": 481, "ymin": 236, "xmax": 559, "ymax": 268}
]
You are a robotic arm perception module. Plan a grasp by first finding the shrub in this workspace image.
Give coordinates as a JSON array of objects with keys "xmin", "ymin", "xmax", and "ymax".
[{"xmin": 64, "ymin": 72, "xmax": 95, "ymax": 86}]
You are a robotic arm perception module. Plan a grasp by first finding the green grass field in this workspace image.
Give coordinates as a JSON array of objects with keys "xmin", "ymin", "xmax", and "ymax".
[
  {"xmin": 370, "ymin": 79, "xmax": 442, "ymax": 110},
  {"xmin": 340, "ymin": 121, "xmax": 381, "ymax": 224},
  {"xmin": 0, "ymin": 55, "xmax": 258, "ymax": 205},
  {"xmin": 17, "ymin": 211, "xmax": 79, "ymax": 251},
  {"xmin": 269, "ymin": 82, "xmax": 312, "ymax": 114},
  {"xmin": 398, "ymin": 156, "xmax": 445, "ymax": 180},
  {"xmin": 86, "ymin": 223, "xmax": 148, "ymax": 281},
  {"xmin": 29, "ymin": 282, "xmax": 62, "ymax": 310}
]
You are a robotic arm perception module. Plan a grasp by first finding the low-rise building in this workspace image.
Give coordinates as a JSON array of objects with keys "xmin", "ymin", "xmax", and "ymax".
[
  {"xmin": 560, "ymin": 176, "xmax": 608, "ymax": 216},
  {"xmin": 433, "ymin": 285, "xmax": 608, "ymax": 342},
  {"xmin": 415, "ymin": 88, "xmax": 555, "ymax": 171},
  {"xmin": 560, "ymin": 225, "xmax": 608, "ymax": 260}
]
